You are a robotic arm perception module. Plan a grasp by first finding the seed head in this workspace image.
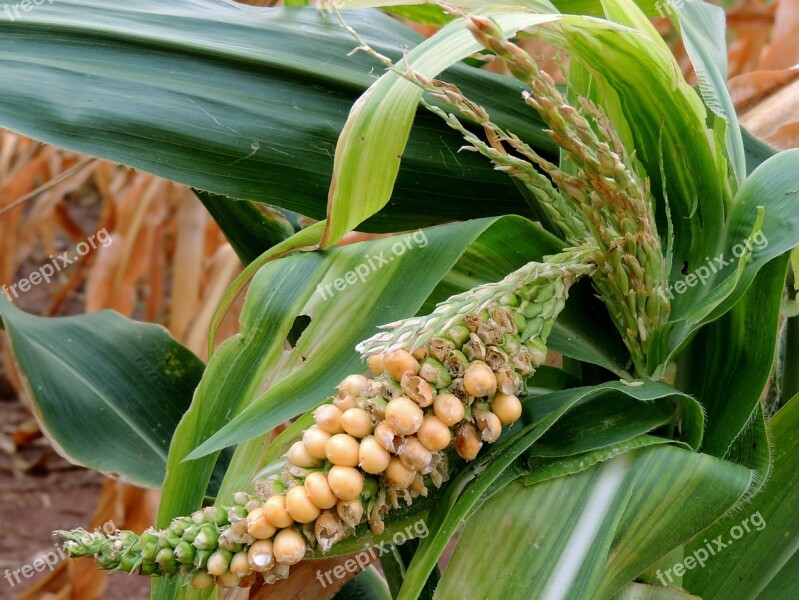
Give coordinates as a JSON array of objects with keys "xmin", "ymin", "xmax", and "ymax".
[
  {"xmin": 340, "ymin": 408, "xmax": 373, "ymax": 438},
  {"xmin": 327, "ymin": 466, "xmax": 364, "ymax": 501},
  {"xmin": 273, "ymin": 528, "xmax": 306, "ymax": 566},
  {"xmin": 286, "ymin": 485, "xmax": 322, "ymax": 524},
  {"xmin": 385, "ymin": 396, "xmax": 423, "ymax": 435},
  {"xmin": 433, "ymin": 393, "xmax": 465, "ymax": 427},
  {"xmin": 463, "ymin": 363, "xmax": 498, "ymax": 397},
  {"xmin": 359, "ymin": 435, "xmax": 392, "ymax": 474},
  {"xmin": 302, "ymin": 426, "xmax": 331, "ymax": 460},
  {"xmin": 304, "ymin": 471, "xmax": 338, "ymax": 510},
  {"xmin": 325, "ymin": 433, "xmax": 361, "ymax": 467}
]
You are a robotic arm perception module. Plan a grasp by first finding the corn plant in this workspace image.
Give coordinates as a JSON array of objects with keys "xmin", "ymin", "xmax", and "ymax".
[{"xmin": 1, "ymin": 1, "xmax": 798, "ymax": 599}]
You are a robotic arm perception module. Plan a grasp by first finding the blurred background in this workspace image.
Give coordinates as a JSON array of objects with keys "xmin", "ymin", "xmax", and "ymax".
[{"xmin": 0, "ymin": 0, "xmax": 796, "ymax": 597}]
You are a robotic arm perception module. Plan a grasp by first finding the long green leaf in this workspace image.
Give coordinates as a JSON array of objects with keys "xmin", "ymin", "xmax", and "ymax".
[
  {"xmin": 683, "ymin": 394, "xmax": 799, "ymax": 599},
  {"xmin": 0, "ymin": 1, "xmax": 558, "ymax": 231},
  {"xmin": 0, "ymin": 297, "xmax": 204, "ymax": 489}
]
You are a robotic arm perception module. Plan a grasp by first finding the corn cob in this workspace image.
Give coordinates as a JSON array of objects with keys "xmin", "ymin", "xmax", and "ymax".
[{"xmin": 58, "ymin": 250, "xmax": 594, "ymax": 589}]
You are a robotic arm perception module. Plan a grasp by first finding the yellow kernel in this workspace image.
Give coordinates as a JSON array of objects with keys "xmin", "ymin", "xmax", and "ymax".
[
  {"xmin": 433, "ymin": 393, "xmax": 465, "ymax": 427},
  {"xmin": 263, "ymin": 494, "xmax": 294, "ymax": 529},
  {"xmin": 359, "ymin": 435, "xmax": 391, "ymax": 474},
  {"xmin": 286, "ymin": 485, "xmax": 322, "ymax": 523},
  {"xmin": 327, "ymin": 466, "xmax": 364, "ymax": 501},
  {"xmin": 304, "ymin": 471, "xmax": 337, "ymax": 510},
  {"xmin": 341, "ymin": 408, "xmax": 372, "ymax": 438},
  {"xmin": 418, "ymin": 415, "xmax": 452, "ymax": 451},
  {"xmin": 325, "ymin": 433, "xmax": 361, "ymax": 467},
  {"xmin": 385, "ymin": 396, "xmax": 423, "ymax": 435}
]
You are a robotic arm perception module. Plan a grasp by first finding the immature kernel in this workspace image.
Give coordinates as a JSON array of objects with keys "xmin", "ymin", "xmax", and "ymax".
[
  {"xmin": 399, "ymin": 436, "xmax": 433, "ymax": 471},
  {"xmin": 418, "ymin": 415, "xmax": 452, "ymax": 451},
  {"xmin": 286, "ymin": 485, "xmax": 322, "ymax": 523},
  {"xmin": 217, "ymin": 570, "xmax": 241, "ymax": 588},
  {"xmin": 273, "ymin": 528, "xmax": 306, "ymax": 565},
  {"xmin": 490, "ymin": 392, "xmax": 523, "ymax": 424},
  {"xmin": 314, "ymin": 404, "xmax": 344, "ymax": 434},
  {"xmin": 367, "ymin": 354, "xmax": 386, "ymax": 375},
  {"xmin": 463, "ymin": 363, "xmax": 497, "ymax": 397},
  {"xmin": 304, "ymin": 471, "xmax": 337, "ymax": 509},
  {"xmin": 207, "ymin": 550, "xmax": 231, "ymax": 576},
  {"xmin": 325, "ymin": 433, "xmax": 361, "ymax": 467},
  {"xmin": 229, "ymin": 551, "xmax": 252, "ymax": 578},
  {"xmin": 247, "ymin": 540, "xmax": 275, "ymax": 572},
  {"xmin": 433, "ymin": 393, "xmax": 466, "ymax": 427},
  {"xmin": 286, "ymin": 440, "xmax": 321, "ymax": 468},
  {"xmin": 327, "ymin": 466, "xmax": 364, "ymax": 500},
  {"xmin": 333, "ymin": 390, "xmax": 358, "ymax": 412},
  {"xmin": 384, "ymin": 350, "xmax": 420, "ymax": 380},
  {"xmin": 246, "ymin": 507, "xmax": 277, "ymax": 539},
  {"xmin": 359, "ymin": 435, "xmax": 392, "ymax": 474},
  {"xmin": 341, "ymin": 408, "xmax": 372, "ymax": 438},
  {"xmin": 263, "ymin": 495, "xmax": 294, "ymax": 528},
  {"xmin": 338, "ymin": 374, "xmax": 369, "ymax": 397},
  {"xmin": 303, "ymin": 425, "xmax": 331, "ymax": 460},
  {"xmin": 191, "ymin": 571, "xmax": 215, "ymax": 589},
  {"xmin": 385, "ymin": 457, "xmax": 416, "ymax": 488},
  {"xmin": 385, "ymin": 396, "xmax": 423, "ymax": 435}
]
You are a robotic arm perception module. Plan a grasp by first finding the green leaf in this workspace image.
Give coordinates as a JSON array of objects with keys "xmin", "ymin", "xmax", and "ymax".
[
  {"xmin": 0, "ymin": 297, "xmax": 204, "ymax": 489},
  {"xmin": 397, "ymin": 380, "xmax": 706, "ymax": 599},
  {"xmin": 0, "ymin": 1, "xmax": 556, "ymax": 232},
  {"xmin": 333, "ymin": 566, "xmax": 391, "ymax": 600},
  {"xmin": 683, "ymin": 394, "xmax": 799, "ymax": 599},
  {"xmin": 437, "ymin": 445, "xmax": 752, "ymax": 600},
  {"xmin": 675, "ymin": 1, "xmax": 746, "ymax": 184},
  {"xmin": 678, "ymin": 256, "xmax": 788, "ymax": 457}
]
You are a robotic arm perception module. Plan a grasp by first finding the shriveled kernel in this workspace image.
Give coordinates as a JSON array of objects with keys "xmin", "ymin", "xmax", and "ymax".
[
  {"xmin": 338, "ymin": 374, "xmax": 369, "ymax": 398},
  {"xmin": 367, "ymin": 354, "xmax": 386, "ymax": 375},
  {"xmin": 411, "ymin": 346, "xmax": 428, "ymax": 362},
  {"xmin": 474, "ymin": 409, "xmax": 502, "ymax": 443},
  {"xmin": 314, "ymin": 404, "xmax": 344, "ymax": 434},
  {"xmin": 273, "ymin": 528, "xmax": 306, "ymax": 565},
  {"xmin": 325, "ymin": 433, "xmax": 361, "ymax": 467},
  {"xmin": 385, "ymin": 457, "xmax": 416, "ymax": 489},
  {"xmin": 418, "ymin": 415, "xmax": 452, "ymax": 451},
  {"xmin": 286, "ymin": 485, "xmax": 322, "ymax": 523},
  {"xmin": 384, "ymin": 350, "xmax": 420, "ymax": 381},
  {"xmin": 315, "ymin": 511, "xmax": 345, "ymax": 552},
  {"xmin": 263, "ymin": 495, "xmax": 294, "ymax": 529},
  {"xmin": 286, "ymin": 441, "xmax": 321, "ymax": 468},
  {"xmin": 247, "ymin": 539, "xmax": 275, "ymax": 573},
  {"xmin": 302, "ymin": 425, "xmax": 331, "ymax": 460},
  {"xmin": 341, "ymin": 408, "xmax": 373, "ymax": 438},
  {"xmin": 304, "ymin": 471, "xmax": 338, "ymax": 510},
  {"xmin": 433, "ymin": 393, "xmax": 466, "ymax": 427},
  {"xmin": 398, "ymin": 436, "xmax": 433, "ymax": 472},
  {"xmin": 359, "ymin": 435, "xmax": 391, "ymax": 474},
  {"xmin": 374, "ymin": 421, "xmax": 402, "ymax": 453},
  {"xmin": 385, "ymin": 396, "xmax": 423, "ymax": 436},
  {"xmin": 333, "ymin": 390, "xmax": 358, "ymax": 412},
  {"xmin": 327, "ymin": 466, "xmax": 364, "ymax": 501},
  {"xmin": 246, "ymin": 507, "xmax": 277, "ymax": 540},
  {"xmin": 401, "ymin": 373, "xmax": 435, "ymax": 407},
  {"xmin": 337, "ymin": 499, "xmax": 364, "ymax": 528},
  {"xmin": 490, "ymin": 392, "xmax": 523, "ymax": 424},
  {"xmin": 463, "ymin": 363, "xmax": 497, "ymax": 397}
]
